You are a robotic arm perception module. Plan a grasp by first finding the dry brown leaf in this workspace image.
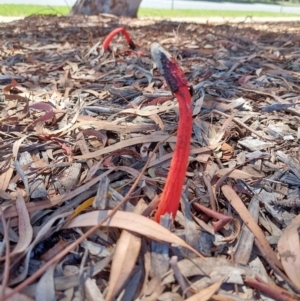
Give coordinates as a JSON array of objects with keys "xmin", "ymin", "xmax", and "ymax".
[
  {"xmin": 4, "ymin": 169, "xmax": 115, "ymax": 220},
  {"xmin": 148, "ymin": 114, "xmax": 164, "ymax": 130},
  {"xmin": 278, "ymin": 214, "xmax": 300, "ymax": 291},
  {"xmin": 221, "ymin": 185, "xmax": 283, "ymax": 270},
  {"xmin": 105, "ymin": 201, "xmax": 145, "ymax": 301},
  {"xmin": 9, "ymin": 212, "xmax": 71, "ymax": 286},
  {"xmin": 216, "ymin": 168, "xmax": 262, "ymax": 179},
  {"xmin": 0, "ymin": 286, "xmax": 33, "ymax": 301},
  {"xmin": 211, "ymin": 295, "xmax": 243, "ymax": 301},
  {"xmin": 35, "ymin": 265, "xmax": 56, "ymax": 301},
  {"xmin": 10, "ymin": 189, "xmax": 33, "ymax": 255},
  {"xmin": 209, "ymin": 113, "xmax": 234, "ymax": 145},
  {"xmin": 74, "ymin": 132, "xmax": 175, "ymax": 160},
  {"xmin": 85, "ymin": 278, "xmax": 104, "ymax": 301},
  {"xmin": 28, "ymin": 102, "xmax": 54, "ymax": 128},
  {"xmin": 163, "ymin": 257, "xmax": 250, "ymax": 285},
  {"xmin": 4, "ymin": 94, "xmax": 29, "ymax": 120},
  {"xmin": 76, "ymin": 132, "xmax": 93, "ymax": 168},
  {"xmin": 0, "ymin": 165, "xmax": 14, "ymax": 191},
  {"xmin": 120, "ymin": 103, "xmax": 177, "ymax": 116},
  {"xmin": 64, "ymin": 210, "xmax": 203, "ymax": 258},
  {"xmin": 148, "ymin": 146, "xmax": 214, "ymax": 168},
  {"xmin": 73, "ymin": 116, "xmax": 156, "ymax": 134},
  {"xmin": 185, "ymin": 280, "xmax": 223, "ymax": 301},
  {"xmin": 12, "ymin": 135, "xmax": 32, "ymax": 158}
]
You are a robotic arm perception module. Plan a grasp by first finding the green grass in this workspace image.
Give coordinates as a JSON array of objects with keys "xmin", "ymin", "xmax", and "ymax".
[
  {"xmin": 0, "ymin": 4, "xmax": 299, "ymax": 18},
  {"xmin": 138, "ymin": 8, "xmax": 300, "ymax": 18},
  {"xmin": 0, "ymin": 4, "xmax": 70, "ymax": 16}
]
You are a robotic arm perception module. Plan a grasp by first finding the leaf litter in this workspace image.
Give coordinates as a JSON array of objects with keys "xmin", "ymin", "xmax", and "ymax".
[{"xmin": 0, "ymin": 14, "xmax": 300, "ymax": 301}]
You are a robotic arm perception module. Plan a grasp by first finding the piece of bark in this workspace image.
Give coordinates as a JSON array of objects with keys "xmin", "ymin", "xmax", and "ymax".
[
  {"xmin": 59, "ymin": 163, "xmax": 81, "ymax": 191},
  {"xmin": 151, "ymin": 214, "xmax": 172, "ymax": 277},
  {"xmin": 234, "ymin": 195, "xmax": 259, "ymax": 265},
  {"xmin": 19, "ymin": 152, "xmax": 48, "ymax": 198}
]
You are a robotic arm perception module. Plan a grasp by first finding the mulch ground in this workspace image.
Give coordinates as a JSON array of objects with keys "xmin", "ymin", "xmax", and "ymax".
[{"xmin": 1, "ymin": 14, "xmax": 300, "ymax": 301}]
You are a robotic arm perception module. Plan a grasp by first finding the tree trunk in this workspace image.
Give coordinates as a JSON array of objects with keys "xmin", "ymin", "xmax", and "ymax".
[{"xmin": 70, "ymin": 0, "xmax": 142, "ymax": 17}]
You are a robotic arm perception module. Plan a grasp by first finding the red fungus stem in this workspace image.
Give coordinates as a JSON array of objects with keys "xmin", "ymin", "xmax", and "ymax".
[
  {"xmin": 151, "ymin": 43, "xmax": 193, "ymax": 222},
  {"xmin": 102, "ymin": 27, "xmax": 136, "ymax": 51}
]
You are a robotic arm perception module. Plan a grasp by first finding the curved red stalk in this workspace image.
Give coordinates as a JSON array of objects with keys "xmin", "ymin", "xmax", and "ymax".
[
  {"xmin": 102, "ymin": 27, "xmax": 136, "ymax": 51},
  {"xmin": 151, "ymin": 43, "xmax": 193, "ymax": 222}
]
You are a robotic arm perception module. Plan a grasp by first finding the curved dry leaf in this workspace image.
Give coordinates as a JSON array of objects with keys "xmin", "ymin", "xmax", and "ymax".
[
  {"xmin": 4, "ymin": 169, "xmax": 115, "ymax": 220},
  {"xmin": 74, "ymin": 132, "xmax": 175, "ymax": 160},
  {"xmin": 29, "ymin": 102, "xmax": 54, "ymax": 128},
  {"xmin": 120, "ymin": 103, "xmax": 177, "ymax": 117},
  {"xmin": 185, "ymin": 280, "xmax": 223, "ymax": 301},
  {"xmin": 128, "ymin": 64, "xmax": 153, "ymax": 84},
  {"xmin": 148, "ymin": 114, "xmax": 164, "ymax": 130},
  {"xmin": 9, "ymin": 212, "xmax": 70, "ymax": 286},
  {"xmin": 0, "ymin": 286, "xmax": 33, "ymax": 301},
  {"xmin": 209, "ymin": 114, "xmax": 234, "ymax": 145},
  {"xmin": 192, "ymin": 94, "xmax": 204, "ymax": 116},
  {"xmin": 12, "ymin": 135, "xmax": 32, "ymax": 158},
  {"xmin": 64, "ymin": 210, "xmax": 203, "ymax": 258},
  {"xmin": 4, "ymin": 94, "xmax": 29, "ymax": 120},
  {"xmin": 35, "ymin": 265, "xmax": 56, "ymax": 301},
  {"xmin": 13, "ymin": 161, "xmax": 29, "ymax": 197},
  {"xmin": 0, "ymin": 166, "xmax": 14, "ymax": 192},
  {"xmin": 148, "ymin": 146, "xmax": 214, "ymax": 169},
  {"xmin": 210, "ymin": 295, "xmax": 241, "ymax": 301},
  {"xmin": 238, "ymin": 74, "xmax": 256, "ymax": 85},
  {"xmin": 105, "ymin": 202, "xmax": 145, "ymax": 301},
  {"xmin": 3, "ymin": 78, "xmax": 19, "ymax": 94},
  {"xmin": 278, "ymin": 214, "xmax": 300, "ymax": 291},
  {"xmin": 81, "ymin": 128, "xmax": 108, "ymax": 146},
  {"xmin": 216, "ymin": 168, "xmax": 262, "ymax": 179},
  {"xmin": 10, "ymin": 189, "xmax": 33, "ymax": 255},
  {"xmin": 51, "ymin": 108, "xmax": 80, "ymax": 135},
  {"xmin": 84, "ymin": 278, "xmax": 104, "ymax": 301},
  {"xmin": 163, "ymin": 257, "xmax": 250, "ymax": 285},
  {"xmin": 221, "ymin": 185, "xmax": 283, "ymax": 271},
  {"xmin": 71, "ymin": 116, "xmax": 156, "ymax": 134}
]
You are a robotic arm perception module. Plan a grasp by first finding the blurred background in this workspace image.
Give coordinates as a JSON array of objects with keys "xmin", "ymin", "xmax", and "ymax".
[{"xmin": 0, "ymin": 0, "xmax": 299, "ymax": 20}]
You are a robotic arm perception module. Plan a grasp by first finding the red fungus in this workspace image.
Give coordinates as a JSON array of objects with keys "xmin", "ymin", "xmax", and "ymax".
[
  {"xmin": 102, "ymin": 27, "xmax": 136, "ymax": 51},
  {"xmin": 151, "ymin": 43, "xmax": 193, "ymax": 222}
]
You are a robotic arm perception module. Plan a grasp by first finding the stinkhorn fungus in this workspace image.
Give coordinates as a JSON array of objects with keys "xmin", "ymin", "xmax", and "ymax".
[
  {"xmin": 102, "ymin": 27, "xmax": 136, "ymax": 51},
  {"xmin": 151, "ymin": 43, "xmax": 193, "ymax": 222}
]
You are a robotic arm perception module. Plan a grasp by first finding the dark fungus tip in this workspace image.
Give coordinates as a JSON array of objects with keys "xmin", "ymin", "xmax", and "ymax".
[
  {"xmin": 128, "ymin": 40, "xmax": 136, "ymax": 50},
  {"xmin": 160, "ymin": 52, "xmax": 180, "ymax": 93}
]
